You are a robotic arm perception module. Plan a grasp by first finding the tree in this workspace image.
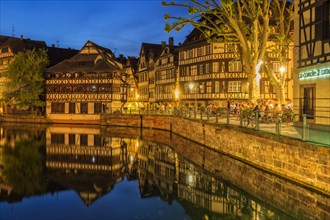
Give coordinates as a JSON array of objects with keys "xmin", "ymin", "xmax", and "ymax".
[
  {"xmin": 3, "ymin": 48, "xmax": 49, "ymax": 112},
  {"xmin": 163, "ymin": 0, "xmax": 294, "ymax": 104}
]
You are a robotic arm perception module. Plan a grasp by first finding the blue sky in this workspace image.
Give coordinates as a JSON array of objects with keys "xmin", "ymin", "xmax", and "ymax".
[{"xmin": 0, "ymin": 0, "xmax": 192, "ymax": 57}]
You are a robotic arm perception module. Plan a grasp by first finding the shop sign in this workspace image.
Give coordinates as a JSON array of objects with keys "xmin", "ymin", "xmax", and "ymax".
[{"xmin": 299, "ymin": 67, "xmax": 330, "ymax": 79}]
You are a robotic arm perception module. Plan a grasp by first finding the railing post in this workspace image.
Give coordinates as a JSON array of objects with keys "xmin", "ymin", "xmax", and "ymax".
[
  {"xmin": 240, "ymin": 111, "xmax": 243, "ymax": 127},
  {"xmin": 200, "ymin": 110, "xmax": 203, "ymax": 120},
  {"xmin": 276, "ymin": 113, "xmax": 281, "ymax": 135},
  {"xmin": 302, "ymin": 114, "xmax": 307, "ymax": 141},
  {"xmin": 255, "ymin": 110, "xmax": 259, "ymax": 131},
  {"xmin": 216, "ymin": 113, "xmax": 218, "ymax": 124},
  {"xmin": 194, "ymin": 109, "xmax": 196, "ymax": 119},
  {"xmin": 226, "ymin": 109, "xmax": 230, "ymax": 124},
  {"xmin": 207, "ymin": 111, "xmax": 209, "ymax": 121}
]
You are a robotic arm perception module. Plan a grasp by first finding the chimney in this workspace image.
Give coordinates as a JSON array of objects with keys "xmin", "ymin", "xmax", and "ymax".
[
  {"xmin": 161, "ymin": 41, "xmax": 166, "ymax": 48},
  {"xmin": 169, "ymin": 37, "xmax": 174, "ymax": 46},
  {"xmin": 20, "ymin": 35, "xmax": 24, "ymax": 40}
]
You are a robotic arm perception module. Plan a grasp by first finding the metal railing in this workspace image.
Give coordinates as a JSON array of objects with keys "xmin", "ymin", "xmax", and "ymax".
[{"xmin": 108, "ymin": 106, "xmax": 330, "ymax": 147}]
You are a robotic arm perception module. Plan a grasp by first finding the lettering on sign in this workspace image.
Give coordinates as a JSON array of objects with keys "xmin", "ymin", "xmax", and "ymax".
[{"xmin": 299, "ymin": 68, "xmax": 330, "ymax": 79}]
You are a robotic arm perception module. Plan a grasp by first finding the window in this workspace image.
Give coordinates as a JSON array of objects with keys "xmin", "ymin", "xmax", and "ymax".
[
  {"xmin": 273, "ymin": 62, "xmax": 280, "ymax": 72},
  {"xmin": 179, "ymin": 51, "xmax": 185, "ymax": 60},
  {"xmin": 69, "ymin": 102, "xmax": 75, "ymax": 114},
  {"xmin": 315, "ymin": 2, "xmax": 330, "ymax": 41},
  {"xmin": 80, "ymin": 134, "xmax": 88, "ymax": 146},
  {"xmin": 215, "ymin": 81, "xmax": 219, "ymax": 93},
  {"xmin": 205, "ymin": 45, "xmax": 211, "ymax": 55},
  {"xmin": 1, "ymin": 47, "xmax": 8, "ymax": 53},
  {"xmin": 51, "ymin": 102, "xmax": 65, "ymax": 113},
  {"xmin": 198, "ymin": 65, "xmax": 204, "ymax": 75},
  {"xmin": 197, "ymin": 47, "xmax": 203, "ymax": 56},
  {"xmin": 226, "ymin": 44, "xmax": 236, "ymax": 52},
  {"xmin": 51, "ymin": 133, "xmax": 64, "ymax": 144},
  {"xmin": 81, "ymin": 102, "xmax": 88, "ymax": 114},
  {"xmin": 228, "ymin": 61, "xmax": 242, "ymax": 72},
  {"xmin": 205, "ymin": 63, "xmax": 210, "ymax": 74},
  {"xmin": 191, "ymin": 65, "xmax": 197, "ymax": 76},
  {"xmin": 94, "ymin": 102, "xmax": 102, "ymax": 114},
  {"xmin": 213, "ymin": 62, "xmax": 219, "ymax": 73},
  {"xmin": 69, "ymin": 134, "xmax": 75, "ymax": 145},
  {"xmin": 228, "ymin": 81, "xmax": 242, "ymax": 92},
  {"xmin": 94, "ymin": 135, "xmax": 102, "ymax": 147}
]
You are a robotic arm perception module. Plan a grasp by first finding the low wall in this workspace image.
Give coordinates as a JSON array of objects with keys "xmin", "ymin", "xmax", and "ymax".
[{"xmin": 101, "ymin": 114, "xmax": 330, "ymax": 195}]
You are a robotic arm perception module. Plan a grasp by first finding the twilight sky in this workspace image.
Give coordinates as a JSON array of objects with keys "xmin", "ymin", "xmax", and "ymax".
[{"xmin": 0, "ymin": 0, "xmax": 192, "ymax": 57}]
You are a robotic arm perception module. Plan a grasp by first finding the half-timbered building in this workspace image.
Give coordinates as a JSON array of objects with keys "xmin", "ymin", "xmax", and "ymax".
[
  {"xmin": 124, "ymin": 56, "xmax": 139, "ymax": 108},
  {"xmin": 154, "ymin": 37, "xmax": 179, "ymax": 107},
  {"xmin": 46, "ymin": 41, "xmax": 127, "ymax": 123},
  {"xmin": 136, "ymin": 43, "xmax": 163, "ymax": 108},
  {"xmin": 177, "ymin": 28, "xmax": 294, "ymax": 108},
  {"xmin": 294, "ymin": 0, "xmax": 330, "ymax": 125}
]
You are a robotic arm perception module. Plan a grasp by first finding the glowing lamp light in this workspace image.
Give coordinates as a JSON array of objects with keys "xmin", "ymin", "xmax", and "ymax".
[
  {"xmin": 279, "ymin": 66, "xmax": 286, "ymax": 74},
  {"xmin": 175, "ymin": 89, "xmax": 179, "ymax": 99}
]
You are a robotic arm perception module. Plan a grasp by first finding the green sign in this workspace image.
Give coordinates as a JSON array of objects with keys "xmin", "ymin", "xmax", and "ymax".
[{"xmin": 299, "ymin": 67, "xmax": 330, "ymax": 79}]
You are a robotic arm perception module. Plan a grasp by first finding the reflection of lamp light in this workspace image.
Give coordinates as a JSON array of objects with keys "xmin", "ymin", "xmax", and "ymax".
[
  {"xmin": 279, "ymin": 66, "xmax": 286, "ymax": 74},
  {"xmin": 188, "ymin": 174, "xmax": 193, "ymax": 184},
  {"xmin": 130, "ymin": 155, "xmax": 134, "ymax": 162}
]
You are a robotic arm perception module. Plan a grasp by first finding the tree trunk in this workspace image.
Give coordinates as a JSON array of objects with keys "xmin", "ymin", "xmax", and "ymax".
[
  {"xmin": 249, "ymin": 74, "xmax": 260, "ymax": 104},
  {"xmin": 275, "ymin": 84, "xmax": 286, "ymax": 105}
]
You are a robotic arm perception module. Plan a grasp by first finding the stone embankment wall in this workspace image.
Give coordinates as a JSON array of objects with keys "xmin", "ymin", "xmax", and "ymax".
[
  {"xmin": 100, "ymin": 127, "xmax": 330, "ymax": 219},
  {"xmin": 101, "ymin": 114, "xmax": 330, "ymax": 195},
  {"xmin": 0, "ymin": 115, "xmax": 50, "ymax": 124}
]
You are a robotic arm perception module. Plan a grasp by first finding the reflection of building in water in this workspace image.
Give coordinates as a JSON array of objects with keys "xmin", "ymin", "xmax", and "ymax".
[
  {"xmin": 137, "ymin": 141, "xmax": 283, "ymax": 219},
  {"xmin": 45, "ymin": 126, "xmax": 137, "ymax": 206},
  {"xmin": 176, "ymin": 156, "xmax": 282, "ymax": 219},
  {"xmin": 137, "ymin": 142, "xmax": 176, "ymax": 201}
]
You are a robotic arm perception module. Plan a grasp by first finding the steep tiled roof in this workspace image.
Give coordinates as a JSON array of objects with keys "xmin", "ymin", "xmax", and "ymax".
[
  {"xmin": 47, "ymin": 41, "xmax": 122, "ymax": 73},
  {"xmin": 141, "ymin": 43, "xmax": 163, "ymax": 62},
  {"xmin": 0, "ymin": 35, "xmax": 46, "ymax": 53}
]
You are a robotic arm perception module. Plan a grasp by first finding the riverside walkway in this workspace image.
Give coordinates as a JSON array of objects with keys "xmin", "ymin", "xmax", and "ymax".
[{"xmin": 114, "ymin": 108, "xmax": 330, "ymax": 147}]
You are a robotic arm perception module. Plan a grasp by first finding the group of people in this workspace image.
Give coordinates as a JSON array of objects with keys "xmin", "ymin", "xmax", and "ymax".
[{"xmin": 226, "ymin": 100, "xmax": 294, "ymax": 122}]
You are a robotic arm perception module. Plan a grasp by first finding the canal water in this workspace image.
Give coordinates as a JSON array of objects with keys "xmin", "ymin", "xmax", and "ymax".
[{"xmin": 0, "ymin": 124, "xmax": 328, "ymax": 220}]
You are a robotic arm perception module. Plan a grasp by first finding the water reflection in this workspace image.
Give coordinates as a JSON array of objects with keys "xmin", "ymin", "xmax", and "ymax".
[{"xmin": 0, "ymin": 124, "xmax": 329, "ymax": 220}]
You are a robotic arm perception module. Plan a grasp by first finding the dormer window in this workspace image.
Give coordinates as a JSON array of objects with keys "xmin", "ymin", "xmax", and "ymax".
[{"xmin": 1, "ymin": 47, "xmax": 9, "ymax": 53}]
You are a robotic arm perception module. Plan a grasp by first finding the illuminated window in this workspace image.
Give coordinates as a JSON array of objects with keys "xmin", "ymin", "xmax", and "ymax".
[
  {"xmin": 228, "ymin": 61, "xmax": 242, "ymax": 72},
  {"xmin": 228, "ymin": 81, "xmax": 242, "ymax": 92}
]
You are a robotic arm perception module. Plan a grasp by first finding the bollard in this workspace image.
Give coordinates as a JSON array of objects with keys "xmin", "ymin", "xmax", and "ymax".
[
  {"xmin": 194, "ymin": 109, "xmax": 196, "ymax": 119},
  {"xmin": 130, "ymin": 108, "xmax": 132, "ymax": 115},
  {"xmin": 216, "ymin": 113, "xmax": 218, "ymax": 124},
  {"xmin": 275, "ymin": 113, "xmax": 281, "ymax": 135},
  {"xmin": 240, "ymin": 111, "xmax": 243, "ymax": 127},
  {"xmin": 200, "ymin": 110, "xmax": 203, "ymax": 120},
  {"xmin": 255, "ymin": 110, "xmax": 259, "ymax": 131},
  {"xmin": 226, "ymin": 109, "xmax": 230, "ymax": 124},
  {"xmin": 302, "ymin": 114, "xmax": 307, "ymax": 141},
  {"xmin": 207, "ymin": 111, "xmax": 209, "ymax": 121}
]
